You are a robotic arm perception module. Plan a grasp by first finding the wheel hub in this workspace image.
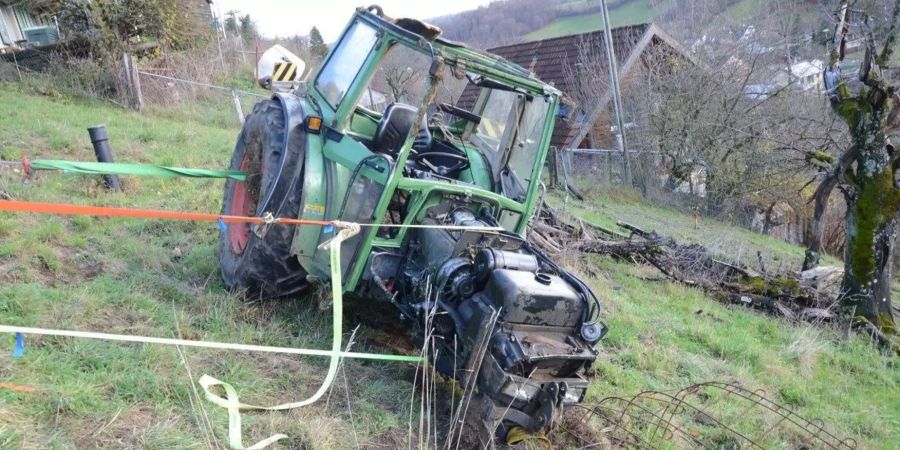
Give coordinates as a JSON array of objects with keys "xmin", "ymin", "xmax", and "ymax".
[{"xmin": 229, "ymin": 155, "xmax": 255, "ymax": 254}]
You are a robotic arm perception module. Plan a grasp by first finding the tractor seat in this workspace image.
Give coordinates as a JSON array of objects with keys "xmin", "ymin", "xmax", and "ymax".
[{"xmin": 372, "ymin": 103, "xmax": 431, "ymax": 157}]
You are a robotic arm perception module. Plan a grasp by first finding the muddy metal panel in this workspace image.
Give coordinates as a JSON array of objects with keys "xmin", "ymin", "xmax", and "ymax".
[
  {"xmin": 482, "ymin": 269, "xmax": 584, "ymax": 327},
  {"xmin": 291, "ymin": 111, "xmax": 328, "ymax": 277}
]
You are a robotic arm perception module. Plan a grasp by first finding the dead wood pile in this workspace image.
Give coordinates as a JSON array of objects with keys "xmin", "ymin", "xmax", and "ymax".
[{"xmin": 529, "ymin": 204, "xmax": 844, "ymax": 325}]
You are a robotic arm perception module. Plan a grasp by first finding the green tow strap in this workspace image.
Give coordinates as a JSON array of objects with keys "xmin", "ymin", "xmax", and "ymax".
[{"xmin": 30, "ymin": 160, "xmax": 247, "ymax": 181}]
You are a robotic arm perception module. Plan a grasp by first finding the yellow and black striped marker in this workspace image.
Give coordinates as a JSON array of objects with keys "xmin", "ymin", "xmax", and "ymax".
[{"xmin": 273, "ymin": 62, "xmax": 300, "ymax": 82}]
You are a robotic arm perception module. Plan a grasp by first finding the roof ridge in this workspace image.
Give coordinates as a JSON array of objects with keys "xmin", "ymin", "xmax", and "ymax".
[{"xmin": 488, "ymin": 22, "xmax": 654, "ymax": 52}]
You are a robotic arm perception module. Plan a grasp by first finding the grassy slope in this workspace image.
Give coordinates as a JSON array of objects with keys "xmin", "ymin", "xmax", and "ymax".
[
  {"xmin": 527, "ymin": 0, "xmax": 668, "ymax": 40},
  {"xmin": 550, "ymin": 187, "xmax": 842, "ymax": 269},
  {"xmin": 0, "ymin": 86, "xmax": 897, "ymax": 449},
  {"xmin": 0, "ymin": 85, "xmax": 413, "ymax": 449},
  {"xmin": 550, "ymin": 190, "xmax": 898, "ymax": 448}
]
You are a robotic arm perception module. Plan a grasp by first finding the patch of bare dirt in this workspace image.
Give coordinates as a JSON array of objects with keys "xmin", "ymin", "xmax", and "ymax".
[
  {"xmin": 553, "ymin": 408, "xmax": 613, "ymax": 449},
  {"xmin": 67, "ymin": 405, "xmax": 157, "ymax": 449}
]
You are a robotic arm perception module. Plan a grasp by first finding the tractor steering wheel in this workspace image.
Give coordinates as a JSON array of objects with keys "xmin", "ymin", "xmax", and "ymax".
[{"xmin": 414, "ymin": 151, "xmax": 470, "ymax": 177}]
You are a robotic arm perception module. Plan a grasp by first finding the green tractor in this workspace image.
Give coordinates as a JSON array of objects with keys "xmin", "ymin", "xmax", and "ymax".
[{"xmin": 219, "ymin": 5, "xmax": 605, "ymax": 440}]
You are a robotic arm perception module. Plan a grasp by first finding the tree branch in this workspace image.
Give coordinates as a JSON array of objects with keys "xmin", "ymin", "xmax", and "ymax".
[
  {"xmin": 830, "ymin": 1, "xmax": 850, "ymax": 66},
  {"xmin": 803, "ymin": 144, "xmax": 860, "ymax": 269},
  {"xmin": 876, "ymin": 0, "xmax": 900, "ymax": 68}
]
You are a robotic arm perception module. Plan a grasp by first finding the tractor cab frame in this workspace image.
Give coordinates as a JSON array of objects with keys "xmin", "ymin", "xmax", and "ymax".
[{"xmin": 289, "ymin": 6, "xmax": 561, "ymax": 290}]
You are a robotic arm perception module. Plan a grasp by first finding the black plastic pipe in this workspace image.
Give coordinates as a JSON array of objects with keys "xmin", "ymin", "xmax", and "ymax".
[{"xmin": 87, "ymin": 125, "xmax": 121, "ymax": 191}]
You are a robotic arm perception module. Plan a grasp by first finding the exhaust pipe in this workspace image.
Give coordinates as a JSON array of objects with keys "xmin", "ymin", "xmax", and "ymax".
[{"xmin": 87, "ymin": 125, "xmax": 121, "ymax": 191}]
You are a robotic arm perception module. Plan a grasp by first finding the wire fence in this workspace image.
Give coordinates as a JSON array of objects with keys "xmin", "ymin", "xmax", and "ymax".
[
  {"xmin": 134, "ymin": 69, "xmax": 269, "ymax": 126},
  {"xmin": 559, "ymin": 381, "xmax": 858, "ymax": 449},
  {"xmin": 0, "ymin": 37, "xmax": 269, "ymax": 129}
]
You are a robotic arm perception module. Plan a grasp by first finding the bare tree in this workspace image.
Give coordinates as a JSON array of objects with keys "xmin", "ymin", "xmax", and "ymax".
[
  {"xmin": 640, "ymin": 39, "xmax": 836, "ymax": 215},
  {"xmin": 382, "ymin": 64, "xmax": 421, "ymax": 104},
  {"xmin": 368, "ymin": 46, "xmax": 429, "ymax": 106}
]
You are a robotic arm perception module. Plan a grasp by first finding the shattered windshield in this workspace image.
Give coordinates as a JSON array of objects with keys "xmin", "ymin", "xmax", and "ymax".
[
  {"xmin": 471, "ymin": 89, "xmax": 519, "ymax": 155},
  {"xmin": 463, "ymin": 87, "xmax": 549, "ymax": 199},
  {"xmin": 506, "ymin": 95, "xmax": 550, "ymax": 194},
  {"xmin": 315, "ymin": 20, "xmax": 379, "ymax": 108}
]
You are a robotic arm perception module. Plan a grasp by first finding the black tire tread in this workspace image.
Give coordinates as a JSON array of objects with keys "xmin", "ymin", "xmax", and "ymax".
[{"xmin": 219, "ymin": 99, "xmax": 308, "ymax": 299}]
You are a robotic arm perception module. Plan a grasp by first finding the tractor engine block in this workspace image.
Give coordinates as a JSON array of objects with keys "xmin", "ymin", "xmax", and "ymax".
[{"xmin": 386, "ymin": 207, "xmax": 600, "ymax": 433}]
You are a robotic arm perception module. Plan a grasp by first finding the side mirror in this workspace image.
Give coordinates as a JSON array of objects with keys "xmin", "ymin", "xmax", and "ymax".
[{"xmin": 257, "ymin": 45, "xmax": 306, "ymax": 92}]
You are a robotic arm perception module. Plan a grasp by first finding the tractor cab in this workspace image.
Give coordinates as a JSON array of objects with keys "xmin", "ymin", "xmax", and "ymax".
[
  {"xmin": 310, "ymin": 9, "xmax": 553, "ymax": 197},
  {"xmin": 288, "ymin": 6, "xmax": 560, "ymax": 287}
]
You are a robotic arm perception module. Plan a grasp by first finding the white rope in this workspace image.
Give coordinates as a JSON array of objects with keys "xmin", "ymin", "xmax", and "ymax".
[
  {"xmin": 136, "ymin": 71, "xmax": 268, "ymax": 98},
  {"xmin": 357, "ymin": 223, "xmax": 506, "ymax": 231},
  {"xmin": 0, "ymin": 325, "xmax": 420, "ymax": 362}
]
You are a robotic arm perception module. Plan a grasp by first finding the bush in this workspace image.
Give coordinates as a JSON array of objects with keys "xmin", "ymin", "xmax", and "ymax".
[{"xmin": 11, "ymin": 53, "xmax": 125, "ymax": 103}]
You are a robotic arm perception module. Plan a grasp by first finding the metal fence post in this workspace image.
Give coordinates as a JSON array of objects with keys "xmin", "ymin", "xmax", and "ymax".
[
  {"xmin": 87, "ymin": 125, "xmax": 122, "ymax": 192},
  {"xmin": 231, "ymin": 89, "xmax": 244, "ymax": 125}
]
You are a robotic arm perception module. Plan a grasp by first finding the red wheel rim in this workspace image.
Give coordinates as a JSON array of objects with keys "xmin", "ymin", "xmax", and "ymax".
[{"xmin": 228, "ymin": 155, "xmax": 254, "ymax": 254}]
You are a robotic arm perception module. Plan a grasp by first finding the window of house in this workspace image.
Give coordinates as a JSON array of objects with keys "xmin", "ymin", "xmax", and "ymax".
[
  {"xmin": 13, "ymin": 6, "xmax": 35, "ymax": 30},
  {"xmin": 0, "ymin": 9, "xmax": 12, "ymax": 45}
]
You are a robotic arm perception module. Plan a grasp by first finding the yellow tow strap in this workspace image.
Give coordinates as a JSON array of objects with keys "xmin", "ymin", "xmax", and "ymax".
[
  {"xmin": 199, "ymin": 223, "xmax": 360, "ymax": 450},
  {"xmin": 507, "ymin": 426, "xmax": 553, "ymax": 449}
]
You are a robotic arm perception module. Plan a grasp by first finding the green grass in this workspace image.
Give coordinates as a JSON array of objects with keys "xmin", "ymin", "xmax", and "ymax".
[
  {"xmin": 525, "ymin": 0, "xmax": 813, "ymax": 41},
  {"xmin": 0, "ymin": 85, "xmax": 898, "ymax": 449},
  {"xmin": 724, "ymin": 0, "xmax": 766, "ymax": 22},
  {"xmin": 581, "ymin": 256, "xmax": 899, "ymax": 448},
  {"xmin": 0, "ymin": 84, "xmax": 414, "ymax": 449},
  {"xmin": 547, "ymin": 186, "xmax": 842, "ymax": 269},
  {"xmin": 527, "ymin": 0, "xmax": 670, "ymax": 40}
]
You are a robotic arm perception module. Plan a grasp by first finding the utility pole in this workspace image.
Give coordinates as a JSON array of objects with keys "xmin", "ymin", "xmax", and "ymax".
[
  {"xmin": 214, "ymin": 1, "xmax": 227, "ymax": 39},
  {"xmin": 599, "ymin": 0, "xmax": 631, "ymax": 186}
]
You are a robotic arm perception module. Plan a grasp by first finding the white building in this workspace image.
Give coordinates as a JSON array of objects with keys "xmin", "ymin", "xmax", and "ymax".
[
  {"xmin": 0, "ymin": 2, "xmax": 58, "ymax": 53},
  {"xmin": 773, "ymin": 59, "xmax": 824, "ymax": 92}
]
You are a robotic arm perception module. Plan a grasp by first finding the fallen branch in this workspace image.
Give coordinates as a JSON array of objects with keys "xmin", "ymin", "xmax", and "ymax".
[
  {"xmin": 576, "ymin": 238, "xmax": 662, "ymax": 258},
  {"xmin": 529, "ymin": 208, "xmax": 837, "ymax": 327}
]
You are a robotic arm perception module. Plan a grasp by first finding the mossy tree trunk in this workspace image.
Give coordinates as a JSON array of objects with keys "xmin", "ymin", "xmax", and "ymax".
[
  {"xmin": 822, "ymin": 0, "xmax": 900, "ymax": 333},
  {"xmin": 841, "ymin": 121, "xmax": 899, "ymax": 333}
]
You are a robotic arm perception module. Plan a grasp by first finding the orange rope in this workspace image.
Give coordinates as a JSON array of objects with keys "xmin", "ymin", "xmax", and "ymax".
[{"xmin": 0, "ymin": 200, "xmax": 333, "ymax": 226}]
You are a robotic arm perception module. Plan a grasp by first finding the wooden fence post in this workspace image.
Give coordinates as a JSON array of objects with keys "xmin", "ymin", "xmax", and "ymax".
[
  {"xmin": 128, "ymin": 55, "xmax": 144, "ymax": 112},
  {"xmin": 121, "ymin": 53, "xmax": 132, "ymax": 106},
  {"xmin": 11, "ymin": 50, "xmax": 22, "ymax": 81},
  {"xmin": 121, "ymin": 53, "xmax": 143, "ymax": 111},
  {"xmin": 130, "ymin": 56, "xmax": 144, "ymax": 112}
]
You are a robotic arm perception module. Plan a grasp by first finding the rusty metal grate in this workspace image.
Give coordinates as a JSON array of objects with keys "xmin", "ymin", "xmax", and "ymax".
[{"xmin": 558, "ymin": 382, "xmax": 858, "ymax": 449}]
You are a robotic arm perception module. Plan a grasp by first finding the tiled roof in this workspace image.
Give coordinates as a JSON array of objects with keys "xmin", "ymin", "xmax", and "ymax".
[{"xmin": 460, "ymin": 23, "xmax": 654, "ymax": 149}]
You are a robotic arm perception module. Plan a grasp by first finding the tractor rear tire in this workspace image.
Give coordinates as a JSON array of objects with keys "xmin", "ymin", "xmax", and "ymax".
[{"xmin": 219, "ymin": 99, "xmax": 308, "ymax": 299}]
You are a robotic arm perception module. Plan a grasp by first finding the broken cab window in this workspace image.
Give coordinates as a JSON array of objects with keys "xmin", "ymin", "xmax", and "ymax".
[{"xmin": 315, "ymin": 21, "xmax": 379, "ymax": 109}]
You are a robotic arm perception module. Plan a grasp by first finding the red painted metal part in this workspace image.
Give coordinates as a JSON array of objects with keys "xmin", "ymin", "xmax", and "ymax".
[{"xmin": 228, "ymin": 155, "xmax": 253, "ymax": 255}]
